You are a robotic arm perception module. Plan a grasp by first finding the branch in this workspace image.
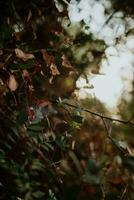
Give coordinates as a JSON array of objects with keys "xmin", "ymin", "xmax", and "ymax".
[
  {"xmin": 101, "ymin": 118, "xmax": 125, "ymax": 154},
  {"xmin": 62, "ymin": 102, "xmax": 134, "ymax": 127}
]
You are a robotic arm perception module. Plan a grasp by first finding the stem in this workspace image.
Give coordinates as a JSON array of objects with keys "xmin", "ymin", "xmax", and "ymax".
[{"xmin": 63, "ymin": 102, "xmax": 134, "ymax": 127}]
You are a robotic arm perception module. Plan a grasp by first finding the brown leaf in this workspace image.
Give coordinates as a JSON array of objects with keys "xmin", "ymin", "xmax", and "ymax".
[
  {"xmin": 28, "ymin": 107, "xmax": 35, "ymax": 121},
  {"xmin": 8, "ymin": 75, "xmax": 18, "ymax": 91},
  {"xmin": 13, "ymin": 32, "xmax": 22, "ymax": 41},
  {"xmin": 110, "ymin": 177, "xmax": 124, "ymax": 186},
  {"xmin": 49, "ymin": 76, "xmax": 54, "ymax": 84},
  {"xmin": 0, "ymin": 49, "xmax": 3, "ymax": 56},
  {"xmin": 50, "ymin": 63, "xmax": 60, "ymax": 76},
  {"xmin": 62, "ymin": 54, "xmax": 72, "ymax": 69},
  {"xmin": 41, "ymin": 49, "xmax": 54, "ymax": 66},
  {"xmin": 0, "ymin": 62, "xmax": 5, "ymax": 68},
  {"xmin": 22, "ymin": 69, "xmax": 30, "ymax": 78},
  {"xmin": 7, "ymin": 17, "xmax": 11, "ymax": 25},
  {"xmin": 22, "ymin": 69, "xmax": 31, "ymax": 81},
  {"xmin": 15, "ymin": 48, "xmax": 35, "ymax": 61},
  {"xmin": 27, "ymin": 9, "xmax": 32, "ymax": 22}
]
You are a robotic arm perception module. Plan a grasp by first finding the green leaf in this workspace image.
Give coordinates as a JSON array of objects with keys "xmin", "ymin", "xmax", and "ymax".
[
  {"xmin": 31, "ymin": 159, "xmax": 44, "ymax": 171},
  {"xmin": 43, "ymin": 141, "xmax": 54, "ymax": 151},
  {"xmin": 68, "ymin": 151, "xmax": 83, "ymax": 175},
  {"xmin": 122, "ymin": 155, "xmax": 134, "ymax": 172},
  {"xmin": 28, "ymin": 124, "xmax": 43, "ymax": 132},
  {"xmin": 32, "ymin": 191, "xmax": 45, "ymax": 198},
  {"xmin": 19, "ymin": 60, "xmax": 35, "ymax": 69},
  {"xmin": 16, "ymin": 110, "xmax": 28, "ymax": 124},
  {"xmin": 87, "ymin": 158, "xmax": 100, "ymax": 174},
  {"xmin": 72, "ymin": 115, "xmax": 83, "ymax": 123},
  {"xmin": 81, "ymin": 173, "xmax": 100, "ymax": 185}
]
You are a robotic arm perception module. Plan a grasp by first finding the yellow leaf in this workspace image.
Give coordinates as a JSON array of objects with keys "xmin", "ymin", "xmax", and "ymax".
[
  {"xmin": 15, "ymin": 48, "xmax": 34, "ymax": 61},
  {"xmin": 50, "ymin": 63, "xmax": 60, "ymax": 76},
  {"xmin": 8, "ymin": 75, "xmax": 18, "ymax": 91},
  {"xmin": 62, "ymin": 54, "xmax": 72, "ymax": 69}
]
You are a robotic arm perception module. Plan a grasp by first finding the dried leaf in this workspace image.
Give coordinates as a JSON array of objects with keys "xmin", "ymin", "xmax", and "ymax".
[
  {"xmin": 50, "ymin": 63, "xmax": 60, "ymax": 76},
  {"xmin": 28, "ymin": 107, "xmax": 35, "ymax": 121},
  {"xmin": 49, "ymin": 76, "xmax": 54, "ymax": 84},
  {"xmin": 27, "ymin": 9, "xmax": 32, "ymax": 22},
  {"xmin": 13, "ymin": 32, "xmax": 22, "ymax": 41},
  {"xmin": 7, "ymin": 17, "xmax": 10, "ymax": 25},
  {"xmin": 62, "ymin": 54, "xmax": 72, "ymax": 68},
  {"xmin": 8, "ymin": 74, "xmax": 18, "ymax": 91},
  {"xmin": 15, "ymin": 48, "xmax": 35, "ymax": 61},
  {"xmin": 22, "ymin": 69, "xmax": 30, "ymax": 78},
  {"xmin": 22, "ymin": 69, "xmax": 31, "ymax": 81},
  {"xmin": 110, "ymin": 177, "xmax": 124, "ymax": 186},
  {"xmin": 35, "ymin": 99, "xmax": 51, "ymax": 107},
  {"xmin": 41, "ymin": 49, "xmax": 54, "ymax": 66},
  {"xmin": 0, "ymin": 49, "xmax": 3, "ymax": 56},
  {"xmin": 0, "ymin": 62, "xmax": 5, "ymax": 68}
]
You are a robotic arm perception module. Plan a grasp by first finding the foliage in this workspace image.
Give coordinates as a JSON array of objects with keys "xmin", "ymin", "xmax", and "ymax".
[{"xmin": 0, "ymin": 0, "xmax": 134, "ymax": 200}]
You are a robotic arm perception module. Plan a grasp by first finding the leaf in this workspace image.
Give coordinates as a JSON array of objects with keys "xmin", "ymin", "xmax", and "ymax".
[
  {"xmin": 62, "ymin": 54, "xmax": 72, "ymax": 68},
  {"xmin": 49, "ymin": 63, "xmax": 60, "ymax": 84},
  {"xmin": 0, "ymin": 62, "xmax": 5, "ymax": 68},
  {"xmin": 20, "ymin": 60, "xmax": 35, "ymax": 69},
  {"xmin": 82, "ymin": 173, "xmax": 100, "ymax": 185},
  {"xmin": 0, "ymin": 49, "xmax": 3, "ymax": 55},
  {"xmin": 28, "ymin": 124, "xmax": 43, "ymax": 132},
  {"xmin": 27, "ymin": 9, "xmax": 32, "ymax": 22},
  {"xmin": 28, "ymin": 107, "xmax": 35, "ymax": 121},
  {"xmin": 87, "ymin": 158, "xmax": 100, "ymax": 174},
  {"xmin": 122, "ymin": 155, "xmax": 134, "ymax": 172},
  {"xmin": 41, "ymin": 49, "xmax": 54, "ymax": 66},
  {"xmin": 72, "ymin": 115, "xmax": 83, "ymax": 123},
  {"xmin": 68, "ymin": 151, "xmax": 83, "ymax": 174},
  {"xmin": 8, "ymin": 74, "xmax": 18, "ymax": 91},
  {"xmin": 13, "ymin": 32, "xmax": 22, "ymax": 41},
  {"xmin": 50, "ymin": 63, "xmax": 60, "ymax": 76},
  {"xmin": 32, "ymin": 191, "xmax": 44, "ymax": 198},
  {"xmin": 22, "ymin": 69, "xmax": 31, "ymax": 80},
  {"xmin": 15, "ymin": 48, "xmax": 35, "ymax": 61}
]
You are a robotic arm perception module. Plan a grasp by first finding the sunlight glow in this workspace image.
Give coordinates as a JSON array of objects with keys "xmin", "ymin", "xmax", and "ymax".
[{"xmin": 68, "ymin": 0, "xmax": 134, "ymax": 110}]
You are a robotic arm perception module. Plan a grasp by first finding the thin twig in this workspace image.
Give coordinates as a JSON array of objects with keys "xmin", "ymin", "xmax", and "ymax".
[
  {"xmin": 102, "ymin": 10, "xmax": 116, "ymax": 27},
  {"xmin": 63, "ymin": 102, "xmax": 134, "ymax": 127},
  {"xmin": 101, "ymin": 183, "xmax": 106, "ymax": 200},
  {"xmin": 102, "ymin": 118, "xmax": 112, "ymax": 137},
  {"xmin": 102, "ymin": 118, "xmax": 125, "ymax": 154},
  {"xmin": 120, "ymin": 184, "xmax": 128, "ymax": 200}
]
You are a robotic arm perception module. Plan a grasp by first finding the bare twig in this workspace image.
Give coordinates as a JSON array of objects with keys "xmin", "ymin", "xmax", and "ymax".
[
  {"xmin": 102, "ymin": 118, "xmax": 126, "ymax": 154},
  {"xmin": 102, "ymin": 10, "xmax": 116, "ymax": 28},
  {"xmin": 100, "ymin": 181, "xmax": 106, "ymax": 200},
  {"xmin": 62, "ymin": 102, "xmax": 134, "ymax": 127},
  {"xmin": 120, "ymin": 184, "xmax": 128, "ymax": 200},
  {"xmin": 102, "ymin": 118, "xmax": 112, "ymax": 137}
]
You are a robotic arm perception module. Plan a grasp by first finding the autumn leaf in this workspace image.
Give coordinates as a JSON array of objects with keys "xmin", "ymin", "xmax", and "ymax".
[
  {"xmin": 27, "ymin": 9, "xmax": 32, "ymax": 22},
  {"xmin": 27, "ymin": 107, "xmax": 35, "ymax": 121},
  {"xmin": 50, "ymin": 63, "xmax": 60, "ymax": 76},
  {"xmin": 49, "ymin": 63, "xmax": 60, "ymax": 84},
  {"xmin": 62, "ymin": 54, "xmax": 72, "ymax": 69},
  {"xmin": 13, "ymin": 32, "xmax": 22, "ymax": 41},
  {"xmin": 8, "ymin": 74, "xmax": 18, "ymax": 91},
  {"xmin": 49, "ymin": 76, "xmax": 54, "ymax": 84},
  {"xmin": 15, "ymin": 48, "xmax": 35, "ymax": 61},
  {"xmin": 41, "ymin": 49, "xmax": 54, "ymax": 66},
  {"xmin": 0, "ymin": 62, "xmax": 5, "ymax": 69},
  {"xmin": 0, "ymin": 49, "xmax": 3, "ymax": 55},
  {"xmin": 22, "ymin": 69, "xmax": 31, "ymax": 81}
]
